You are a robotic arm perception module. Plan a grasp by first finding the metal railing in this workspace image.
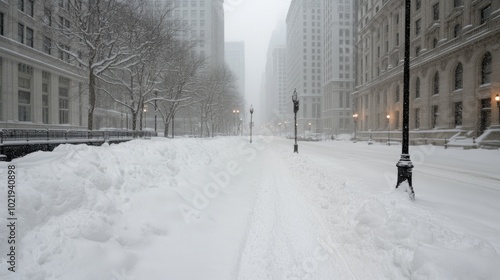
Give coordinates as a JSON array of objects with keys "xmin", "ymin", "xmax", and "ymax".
[{"xmin": 0, "ymin": 129, "xmax": 157, "ymax": 145}]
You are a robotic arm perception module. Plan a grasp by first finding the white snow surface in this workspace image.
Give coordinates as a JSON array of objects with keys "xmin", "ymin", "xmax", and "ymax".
[{"xmin": 1, "ymin": 136, "xmax": 499, "ymax": 280}]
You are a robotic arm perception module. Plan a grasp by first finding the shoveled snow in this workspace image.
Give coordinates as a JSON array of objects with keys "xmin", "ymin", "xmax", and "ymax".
[{"xmin": 0, "ymin": 136, "xmax": 499, "ymax": 279}]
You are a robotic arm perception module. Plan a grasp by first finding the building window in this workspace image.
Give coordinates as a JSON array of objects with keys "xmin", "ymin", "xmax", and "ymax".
[
  {"xmin": 415, "ymin": 46, "xmax": 421, "ymax": 56},
  {"xmin": 433, "ymin": 72, "xmax": 439, "ymax": 95},
  {"xmin": 26, "ymin": 0, "xmax": 34, "ymax": 17},
  {"xmin": 42, "ymin": 71, "xmax": 50, "ymax": 124},
  {"xmin": 433, "ymin": 3, "xmax": 439, "ymax": 21},
  {"xmin": 433, "ymin": 38, "xmax": 438, "ymax": 48},
  {"xmin": 454, "ymin": 102, "xmax": 462, "ymax": 126},
  {"xmin": 415, "ymin": 0, "xmax": 421, "ymax": 10},
  {"xmin": 415, "ymin": 19, "xmax": 421, "ymax": 36},
  {"xmin": 454, "ymin": 0, "xmax": 463, "ymax": 8},
  {"xmin": 59, "ymin": 77, "xmax": 70, "ymax": 124},
  {"xmin": 43, "ymin": 36, "xmax": 52, "ymax": 54},
  {"xmin": 454, "ymin": 24, "xmax": 461, "ymax": 38},
  {"xmin": 415, "ymin": 108, "xmax": 420, "ymax": 129},
  {"xmin": 44, "ymin": 8, "xmax": 52, "ymax": 26},
  {"xmin": 454, "ymin": 63, "xmax": 463, "ymax": 90},
  {"xmin": 26, "ymin": 27, "xmax": 33, "ymax": 47},
  {"xmin": 18, "ymin": 64, "xmax": 33, "ymax": 122},
  {"xmin": 480, "ymin": 5, "xmax": 491, "ymax": 25},
  {"xmin": 0, "ymin": 13, "xmax": 4, "ymax": 36},
  {"xmin": 18, "ymin": 23, "xmax": 24, "ymax": 43},
  {"xmin": 396, "ymin": 33, "xmax": 399, "ymax": 46},
  {"xmin": 18, "ymin": 0, "xmax": 24, "ymax": 12},
  {"xmin": 481, "ymin": 52, "xmax": 492, "ymax": 85},
  {"xmin": 415, "ymin": 77, "xmax": 421, "ymax": 98},
  {"xmin": 432, "ymin": 105, "xmax": 439, "ymax": 128}
]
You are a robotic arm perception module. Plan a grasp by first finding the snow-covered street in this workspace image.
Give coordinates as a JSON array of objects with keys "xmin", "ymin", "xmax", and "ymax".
[{"xmin": 1, "ymin": 137, "xmax": 499, "ymax": 279}]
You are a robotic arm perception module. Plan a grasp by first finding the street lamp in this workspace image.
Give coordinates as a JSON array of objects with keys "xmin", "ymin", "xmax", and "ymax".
[
  {"xmin": 395, "ymin": 0, "xmax": 415, "ymax": 201},
  {"xmin": 308, "ymin": 122, "xmax": 312, "ymax": 133},
  {"xmin": 278, "ymin": 122, "xmax": 282, "ymax": 136},
  {"xmin": 292, "ymin": 89, "xmax": 299, "ymax": 153},
  {"xmin": 249, "ymin": 105, "xmax": 254, "ymax": 143},
  {"xmin": 353, "ymin": 113, "xmax": 358, "ymax": 142},
  {"xmin": 143, "ymin": 106, "xmax": 148, "ymax": 130},
  {"xmin": 496, "ymin": 94, "xmax": 500, "ymax": 123},
  {"xmin": 154, "ymin": 91, "xmax": 158, "ymax": 133},
  {"xmin": 387, "ymin": 114, "xmax": 391, "ymax": 146},
  {"xmin": 232, "ymin": 109, "xmax": 240, "ymax": 135}
]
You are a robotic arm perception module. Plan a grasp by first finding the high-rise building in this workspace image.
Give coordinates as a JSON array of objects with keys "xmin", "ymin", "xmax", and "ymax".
[
  {"xmin": 353, "ymin": 0, "xmax": 500, "ymax": 143},
  {"xmin": 322, "ymin": 0, "xmax": 355, "ymax": 137},
  {"xmin": 263, "ymin": 25, "xmax": 287, "ymax": 126},
  {"xmin": 0, "ymin": 1, "xmax": 86, "ymax": 129},
  {"xmin": 172, "ymin": 0, "xmax": 225, "ymax": 68},
  {"xmin": 286, "ymin": 0, "xmax": 323, "ymax": 134},
  {"xmin": 225, "ymin": 41, "xmax": 245, "ymax": 97}
]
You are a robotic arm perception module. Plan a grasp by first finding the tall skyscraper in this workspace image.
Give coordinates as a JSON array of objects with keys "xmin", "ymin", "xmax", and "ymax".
[
  {"xmin": 225, "ymin": 41, "xmax": 245, "ymax": 97},
  {"xmin": 322, "ymin": 0, "xmax": 355, "ymax": 137},
  {"xmin": 286, "ymin": 0, "xmax": 323, "ymax": 134},
  {"xmin": 172, "ymin": 0, "xmax": 225, "ymax": 68},
  {"xmin": 263, "ymin": 25, "xmax": 287, "ymax": 125}
]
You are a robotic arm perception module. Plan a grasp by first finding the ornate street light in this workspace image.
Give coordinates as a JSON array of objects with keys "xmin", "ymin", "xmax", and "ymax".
[
  {"xmin": 249, "ymin": 105, "xmax": 254, "ymax": 143},
  {"xmin": 353, "ymin": 113, "xmax": 358, "ymax": 142},
  {"xmin": 387, "ymin": 114, "xmax": 391, "ymax": 146},
  {"xmin": 292, "ymin": 89, "xmax": 299, "ymax": 153},
  {"xmin": 494, "ymin": 94, "xmax": 500, "ymax": 125},
  {"xmin": 395, "ymin": 0, "xmax": 415, "ymax": 201},
  {"xmin": 232, "ymin": 109, "xmax": 240, "ymax": 135}
]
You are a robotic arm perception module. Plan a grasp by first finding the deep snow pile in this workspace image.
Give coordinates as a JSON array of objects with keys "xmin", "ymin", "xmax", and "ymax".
[{"xmin": 0, "ymin": 136, "xmax": 499, "ymax": 280}]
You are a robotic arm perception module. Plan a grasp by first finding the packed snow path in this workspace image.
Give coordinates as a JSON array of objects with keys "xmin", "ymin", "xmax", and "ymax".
[{"xmin": 0, "ymin": 137, "xmax": 499, "ymax": 280}]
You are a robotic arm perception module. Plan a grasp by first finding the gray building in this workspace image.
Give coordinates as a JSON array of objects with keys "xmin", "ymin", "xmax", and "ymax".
[
  {"xmin": 322, "ymin": 0, "xmax": 355, "ymax": 137},
  {"xmin": 172, "ymin": 0, "xmax": 225, "ymax": 68},
  {"xmin": 353, "ymin": 0, "xmax": 500, "ymax": 144},
  {"xmin": 225, "ymin": 41, "xmax": 245, "ymax": 97},
  {"xmin": 0, "ymin": 0, "xmax": 87, "ymax": 129},
  {"xmin": 286, "ymin": 0, "xmax": 323, "ymax": 134}
]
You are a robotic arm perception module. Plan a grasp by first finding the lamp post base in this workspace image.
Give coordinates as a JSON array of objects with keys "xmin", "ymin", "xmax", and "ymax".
[
  {"xmin": 294, "ymin": 144, "xmax": 298, "ymax": 153},
  {"xmin": 396, "ymin": 154, "xmax": 415, "ymax": 201}
]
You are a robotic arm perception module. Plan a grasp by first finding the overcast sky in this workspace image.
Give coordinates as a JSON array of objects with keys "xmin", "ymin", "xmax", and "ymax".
[{"xmin": 224, "ymin": 0, "xmax": 292, "ymax": 112}]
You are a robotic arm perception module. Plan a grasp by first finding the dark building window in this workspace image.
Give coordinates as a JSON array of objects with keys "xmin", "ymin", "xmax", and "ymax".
[
  {"xmin": 481, "ymin": 52, "xmax": 492, "ymax": 84},
  {"xmin": 395, "ymin": 85, "xmax": 400, "ymax": 103},
  {"xmin": 415, "ymin": 108, "xmax": 420, "ymax": 129},
  {"xmin": 454, "ymin": 102, "xmax": 463, "ymax": 126},
  {"xmin": 432, "ymin": 106, "xmax": 439, "ymax": 128},
  {"xmin": 26, "ymin": 27, "xmax": 33, "ymax": 47},
  {"xmin": 415, "ymin": 19, "xmax": 421, "ymax": 36},
  {"xmin": 454, "ymin": 63, "xmax": 463, "ymax": 90},
  {"xmin": 18, "ymin": 23, "xmax": 24, "ymax": 44},
  {"xmin": 43, "ymin": 36, "xmax": 52, "ymax": 54},
  {"xmin": 433, "ymin": 72, "xmax": 440, "ymax": 95},
  {"xmin": 454, "ymin": 0, "xmax": 463, "ymax": 8},
  {"xmin": 416, "ymin": 0, "xmax": 421, "ymax": 10},
  {"xmin": 0, "ymin": 13, "xmax": 4, "ymax": 36},
  {"xmin": 18, "ymin": 0, "xmax": 24, "ymax": 12},
  {"xmin": 415, "ymin": 77, "xmax": 421, "ymax": 98},
  {"xmin": 26, "ymin": 0, "xmax": 34, "ymax": 17},
  {"xmin": 433, "ymin": 3, "xmax": 439, "ymax": 21},
  {"xmin": 454, "ymin": 24, "xmax": 461, "ymax": 38},
  {"xmin": 481, "ymin": 5, "xmax": 491, "ymax": 24}
]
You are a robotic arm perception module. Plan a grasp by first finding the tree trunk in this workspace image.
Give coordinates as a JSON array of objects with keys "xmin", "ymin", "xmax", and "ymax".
[
  {"xmin": 171, "ymin": 115, "xmax": 175, "ymax": 138},
  {"xmin": 87, "ymin": 71, "xmax": 96, "ymax": 130},
  {"xmin": 164, "ymin": 122, "xmax": 169, "ymax": 138},
  {"xmin": 131, "ymin": 111, "xmax": 138, "ymax": 131}
]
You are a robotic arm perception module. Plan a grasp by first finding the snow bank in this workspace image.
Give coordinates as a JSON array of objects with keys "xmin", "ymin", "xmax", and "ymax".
[{"xmin": 0, "ymin": 137, "xmax": 249, "ymax": 280}]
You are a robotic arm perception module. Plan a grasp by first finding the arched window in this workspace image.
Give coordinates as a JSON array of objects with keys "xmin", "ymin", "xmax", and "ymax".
[
  {"xmin": 433, "ymin": 72, "xmax": 440, "ymax": 95},
  {"xmin": 481, "ymin": 52, "xmax": 492, "ymax": 84},
  {"xmin": 454, "ymin": 63, "xmax": 463, "ymax": 90},
  {"xmin": 454, "ymin": 24, "xmax": 461, "ymax": 38},
  {"xmin": 415, "ymin": 77, "xmax": 421, "ymax": 98},
  {"xmin": 433, "ymin": 38, "xmax": 438, "ymax": 48}
]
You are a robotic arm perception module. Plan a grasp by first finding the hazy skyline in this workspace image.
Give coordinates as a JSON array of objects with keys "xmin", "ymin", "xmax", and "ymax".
[{"xmin": 224, "ymin": 0, "xmax": 292, "ymax": 113}]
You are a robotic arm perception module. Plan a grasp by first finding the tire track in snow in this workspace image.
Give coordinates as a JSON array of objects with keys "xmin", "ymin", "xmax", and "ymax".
[{"xmin": 236, "ymin": 150, "xmax": 356, "ymax": 280}]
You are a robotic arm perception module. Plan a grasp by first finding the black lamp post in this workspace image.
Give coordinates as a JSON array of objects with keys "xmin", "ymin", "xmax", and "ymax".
[
  {"xmin": 249, "ymin": 105, "xmax": 254, "ymax": 143},
  {"xmin": 395, "ymin": 0, "xmax": 415, "ymax": 201},
  {"xmin": 292, "ymin": 89, "xmax": 299, "ymax": 153},
  {"xmin": 154, "ymin": 91, "xmax": 158, "ymax": 133},
  {"xmin": 496, "ymin": 94, "xmax": 500, "ymax": 123},
  {"xmin": 353, "ymin": 113, "xmax": 358, "ymax": 142},
  {"xmin": 233, "ymin": 109, "xmax": 239, "ymax": 135},
  {"xmin": 387, "ymin": 114, "xmax": 391, "ymax": 146}
]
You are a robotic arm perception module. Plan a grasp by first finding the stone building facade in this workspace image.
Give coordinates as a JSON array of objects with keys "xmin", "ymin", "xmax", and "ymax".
[
  {"xmin": 0, "ymin": 0, "xmax": 86, "ymax": 129},
  {"xmin": 353, "ymin": 0, "xmax": 500, "ymax": 141}
]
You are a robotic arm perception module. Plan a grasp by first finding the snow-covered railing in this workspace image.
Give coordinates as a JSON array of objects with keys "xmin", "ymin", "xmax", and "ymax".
[{"xmin": 0, "ymin": 129, "xmax": 157, "ymax": 146}]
